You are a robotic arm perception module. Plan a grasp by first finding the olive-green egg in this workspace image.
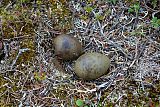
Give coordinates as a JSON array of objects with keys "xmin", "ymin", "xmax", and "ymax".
[
  {"xmin": 54, "ymin": 34, "xmax": 82, "ymax": 60},
  {"xmin": 74, "ymin": 52, "xmax": 110, "ymax": 80}
]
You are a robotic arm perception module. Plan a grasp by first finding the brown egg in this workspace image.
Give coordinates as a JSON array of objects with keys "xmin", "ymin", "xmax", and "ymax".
[
  {"xmin": 74, "ymin": 52, "xmax": 110, "ymax": 80},
  {"xmin": 54, "ymin": 34, "xmax": 82, "ymax": 60}
]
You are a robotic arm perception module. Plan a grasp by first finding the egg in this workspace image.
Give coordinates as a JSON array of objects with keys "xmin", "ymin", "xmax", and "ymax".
[
  {"xmin": 54, "ymin": 34, "xmax": 82, "ymax": 60},
  {"xmin": 74, "ymin": 52, "xmax": 110, "ymax": 80}
]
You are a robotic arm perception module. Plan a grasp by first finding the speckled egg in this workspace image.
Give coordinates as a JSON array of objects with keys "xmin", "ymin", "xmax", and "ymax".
[
  {"xmin": 74, "ymin": 52, "xmax": 110, "ymax": 80},
  {"xmin": 54, "ymin": 34, "xmax": 82, "ymax": 60}
]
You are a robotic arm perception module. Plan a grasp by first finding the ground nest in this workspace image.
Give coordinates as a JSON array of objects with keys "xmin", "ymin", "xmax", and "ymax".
[{"xmin": 0, "ymin": 0, "xmax": 160, "ymax": 107}]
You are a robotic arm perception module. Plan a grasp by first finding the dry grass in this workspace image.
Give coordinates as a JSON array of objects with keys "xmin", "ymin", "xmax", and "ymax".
[{"xmin": 0, "ymin": 0, "xmax": 160, "ymax": 107}]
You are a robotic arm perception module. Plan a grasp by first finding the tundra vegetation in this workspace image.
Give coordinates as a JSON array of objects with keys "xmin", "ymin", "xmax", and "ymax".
[{"xmin": 0, "ymin": 0, "xmax": 160, "ymax": 106}]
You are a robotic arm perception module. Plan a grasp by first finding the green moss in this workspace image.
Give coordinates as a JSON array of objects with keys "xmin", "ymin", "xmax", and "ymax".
[
  {"xmin": 49, "ymin": 0, "xmax": 72, "ymax": 32},
  {"xmin": 51, "ymin": 87, "xmax": 68, "ymax": 99},
  {"xmin": 17, "ymin": 39, "xmax": 35, "ymax": 64},
  {"xmin": 0, "ymin": 75, "xmax": 7, "ymax": 93}
]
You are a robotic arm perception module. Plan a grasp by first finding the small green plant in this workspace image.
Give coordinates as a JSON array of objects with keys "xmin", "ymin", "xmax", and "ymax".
[
  {"xmin": 75, "ymin": 99, "xmax": 104, "ymax": 107},
  {"xmin": 130, "ymin": 30, "xmax": 145, "ymax": 36},
  {"xmin": 95, "ymin": 13, "xmax": 104, "ymax": 20},
  {"xmin": 76, "ymin": 99, "xmax": 89, "ymax": 107},
  {"xmin": 128, "ymin": 2, "xmax": 140, "ymax": 15},
  {"xmin": 151, "ymin": 17, "xmax": 160, "ymax": 28},
  {"xmin": 21, "ymin": 0, "xmax": 30, "ymax": 3},
  {"xmin": 76, "ymin": 99, "xmax": 84, "ymax": 107},
  {"xmin": 107, "ymin": 0, "xmax": 117, "ymax": 5},
  {"xmin": 84, "ymin": 6, "xmax": 93, "ymax": 13},
  {"xmin": 151, "ymin": 0, "xmax": 158, "ymax": 9},
  {"xmin": 34, "ymin": 71, "xmax": 46, "ymax": 81}
]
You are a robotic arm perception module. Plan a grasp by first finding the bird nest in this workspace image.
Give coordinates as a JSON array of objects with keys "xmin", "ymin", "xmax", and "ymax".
[{"xmin": 0, "ymin": 0, "xmax": 160, "ymax": 106}]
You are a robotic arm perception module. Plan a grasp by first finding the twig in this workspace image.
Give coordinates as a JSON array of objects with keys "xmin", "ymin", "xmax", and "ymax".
[{"xmin": 11, "ymin": 48, "xmax": 30, "ymax": 69}]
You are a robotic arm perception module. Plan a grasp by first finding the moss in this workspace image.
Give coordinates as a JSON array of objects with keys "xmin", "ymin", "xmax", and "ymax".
[
  {"xmin": 0, "ymin": 75, "xmax": 17, "ymax": 106},
  {"xmin": 0, "ymin": 75, "xmax": 8, "ymax": 93},
  {"xmin": 49, "ymin": 0, "xmax": 72, "ymax": 32},
  {"xmin": 16, "ymin": 39, "xmax": 35, "ymax": 64},
  {"xmin": 51, "ymin": 86, "xmax": 68, "ymax": 100}
]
